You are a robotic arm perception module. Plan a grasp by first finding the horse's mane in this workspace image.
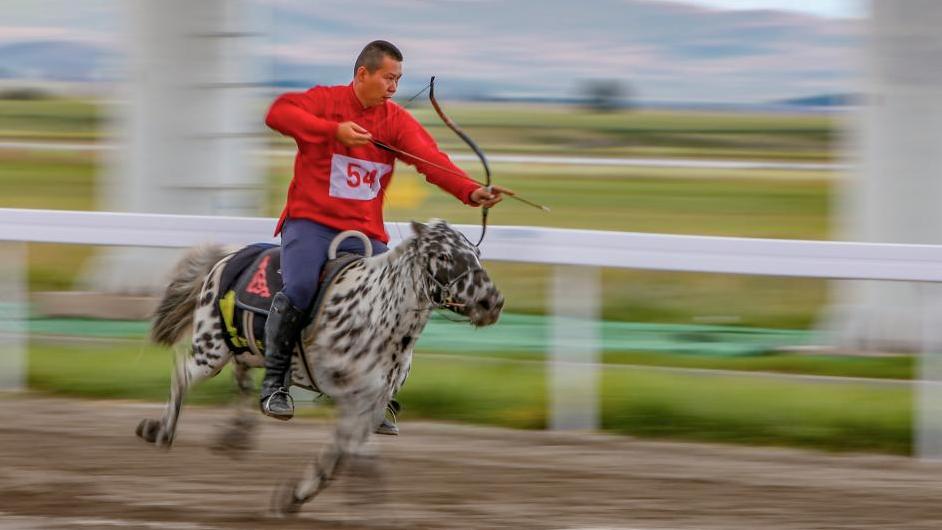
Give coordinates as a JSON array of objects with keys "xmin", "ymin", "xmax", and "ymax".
[{"xmin": 383, "ymin": 236, "xmax": 415, "ymax": 262}]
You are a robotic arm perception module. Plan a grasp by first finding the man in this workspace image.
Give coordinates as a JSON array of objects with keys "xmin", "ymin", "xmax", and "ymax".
[{"xmin": 261, "ymin": 40, "xmax": 509, "ymax": 429}]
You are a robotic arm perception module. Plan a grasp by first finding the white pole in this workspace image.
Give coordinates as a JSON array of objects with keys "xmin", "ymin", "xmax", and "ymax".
[
  {"xmin": 830, "ymin": 0, "xmax": 942, "ymax": 352},
  {"xmin": 86, "ymin": 0, "xmax": 267, "ymax": 296},
  {"xmin": 917, "ymin": 284, "xmax": 942, "ymax": 459},
  {"xmin": 0, "ymin": 243, "xmax": 26, "ymax": 390},
  {"xmin": 549, "ymin": 265, "xmax": 601, "ymax": 430}
]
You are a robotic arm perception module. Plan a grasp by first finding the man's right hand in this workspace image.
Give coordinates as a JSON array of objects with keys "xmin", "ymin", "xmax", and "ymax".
[{"xmin": 336, "ymin": 121, "xmax": 373, "ymax": 147}]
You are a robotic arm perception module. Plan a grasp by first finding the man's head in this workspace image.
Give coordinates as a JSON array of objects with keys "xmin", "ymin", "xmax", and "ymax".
[{"xmin": 353, "ymin": 40, "xmax": 403, "ymax": 108}]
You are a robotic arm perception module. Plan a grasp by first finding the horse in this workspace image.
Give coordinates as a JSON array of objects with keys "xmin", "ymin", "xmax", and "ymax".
[{"xmin": 136, "ymin": 219, "xmax": 504, "ymax": 515}]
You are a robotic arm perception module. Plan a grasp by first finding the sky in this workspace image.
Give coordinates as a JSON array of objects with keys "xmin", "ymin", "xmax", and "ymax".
[
  {"xmin": 687, "ymin": 0, "xmax": 864, "ymax": 18},
  {"xmin": 3, "ymin": 0, "xmax": 867, "ymax": 27}
]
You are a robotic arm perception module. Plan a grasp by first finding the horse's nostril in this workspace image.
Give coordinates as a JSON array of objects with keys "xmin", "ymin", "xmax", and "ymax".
[{"xmin": 479, "ymin": 299, "xmax": 491, "ymax": 311}]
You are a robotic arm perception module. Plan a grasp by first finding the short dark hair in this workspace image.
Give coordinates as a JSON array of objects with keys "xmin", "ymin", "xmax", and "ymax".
[{"xmin": 354, "ymin": 40, "xmax": 403, "ymax": 75}]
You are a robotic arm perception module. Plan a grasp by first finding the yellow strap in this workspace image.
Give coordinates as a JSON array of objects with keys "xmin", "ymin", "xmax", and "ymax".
[{"xmin": 219, "ymin": 290, "xmax": 249, "ymax": 348}]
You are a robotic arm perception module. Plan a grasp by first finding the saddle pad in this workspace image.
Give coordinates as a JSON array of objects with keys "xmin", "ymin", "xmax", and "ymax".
[
  {"xmin": 234, "ymin": 246, "xmax": 283, "ymax": 314},
  {"xmin": 213, "ymin": 243, "xmax": 276, "ymax": 354},
  {"xmin": 219, "ymin": 243, "xmax": 276, "ymax": 296},
  {"xmin": 224, "ymin": 248, "xmax": 365, "ymax": 352}
]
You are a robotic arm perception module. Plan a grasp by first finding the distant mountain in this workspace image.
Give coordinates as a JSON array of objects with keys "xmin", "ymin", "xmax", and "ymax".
[
  {"xmin": 0, "ymin": 0, "xmax": 861, "ymax": 103},
  {"xmin": 259, "ymin": 0, "xmax": 861, "ymax": 103},
  {"xmin": 777, "ymin": 94, "xmax": 858, "ymax": 107},
  {"xmin": 270, "ymin": 60, "xmax": 540, "ymax": 100},
  {"xmin": 270, "ymin": 61, "xmax": 349, "ymax": 89},
  {"xmin": 0, "ymin": 41, "xmax": 113, "ymax": 81}
]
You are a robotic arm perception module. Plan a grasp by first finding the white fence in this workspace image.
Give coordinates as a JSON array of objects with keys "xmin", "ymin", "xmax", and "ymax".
[{"xmin": 3, "ymin": 208, "xmax": 942, "ymax": 458}]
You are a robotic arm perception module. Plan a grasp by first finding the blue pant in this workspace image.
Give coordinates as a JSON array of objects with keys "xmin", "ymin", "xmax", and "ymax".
[{"xmin": 280, "ymin": 218, "xmax": 388, "ymax": 310}]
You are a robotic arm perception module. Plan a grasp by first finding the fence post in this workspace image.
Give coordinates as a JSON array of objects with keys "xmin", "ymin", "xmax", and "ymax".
[
  {"xmin": 549, "ymin": 264, "xmax": 601, "ymax": 430},
  {"xmin": 917, "ymin": 284, "xmax": 942, "ymax": 459},
  {"xmin": 0, "ymin": 242, "xmax": 26, "ymax": 391}
]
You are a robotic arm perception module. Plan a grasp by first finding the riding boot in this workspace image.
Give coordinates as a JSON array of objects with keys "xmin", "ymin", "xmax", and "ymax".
[{"xmin": 260, "ymin": 292, "xmax": 306, "ymax": 420}]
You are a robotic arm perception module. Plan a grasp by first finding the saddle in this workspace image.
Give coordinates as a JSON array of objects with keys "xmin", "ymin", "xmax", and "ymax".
[{"xmin": 215, "ymin": 244, "xmax": 363, "ymax": 357}]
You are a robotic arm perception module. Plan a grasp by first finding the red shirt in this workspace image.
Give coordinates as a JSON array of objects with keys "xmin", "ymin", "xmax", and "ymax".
[{"xmin": 265, "ymin": 84, "xmax": 480, "ymax": 242}]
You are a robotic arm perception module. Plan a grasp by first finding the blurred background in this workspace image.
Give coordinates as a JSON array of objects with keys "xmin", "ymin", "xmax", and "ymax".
[{"xmin": 5, "ymin": 0, "xmax": 941, "ymax": 458}]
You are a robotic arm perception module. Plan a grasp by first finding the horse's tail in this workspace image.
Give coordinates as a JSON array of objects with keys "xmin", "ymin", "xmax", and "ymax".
[{"xmin": 151, "ymin": 245, "xmax": 228, "ymax": 346}]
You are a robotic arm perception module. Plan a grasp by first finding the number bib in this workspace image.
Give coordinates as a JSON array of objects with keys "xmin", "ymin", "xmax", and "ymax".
[{"xmin": 329, "ymin": 153, "xmax": 390, "ymax": 201}]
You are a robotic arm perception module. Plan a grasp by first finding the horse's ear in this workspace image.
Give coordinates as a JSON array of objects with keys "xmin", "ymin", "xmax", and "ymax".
[{"xmin": 410, "ymin": 220, "xmax": 428, "ymax": 236}]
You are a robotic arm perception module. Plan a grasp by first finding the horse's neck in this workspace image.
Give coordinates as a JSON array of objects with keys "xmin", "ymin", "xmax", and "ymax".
[
  {"xmin": 300, "ymin": 243, "xmax": 429, "ymax": 353},
  {"xmin": 369, "ymin": 240, "xmax": 429, "ymax": 322}
]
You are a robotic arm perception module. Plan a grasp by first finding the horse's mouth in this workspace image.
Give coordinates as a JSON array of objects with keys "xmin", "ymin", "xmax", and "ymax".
[
  {"xmin": 472, "ymin": 312, "xmax": 500, "ymax": 327},
  {"xmin": 468, "ymin": 305, "xmax": 502, "ymax": 327},
  {"xmin": 462, "ymin": 291, "xmax": 503, "ymax": 327}
]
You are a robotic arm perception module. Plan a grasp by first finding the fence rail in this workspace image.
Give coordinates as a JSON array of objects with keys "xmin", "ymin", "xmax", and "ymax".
[{"xmin": 5, "ymin": 208, "xmax": 942, "ymax": 280}]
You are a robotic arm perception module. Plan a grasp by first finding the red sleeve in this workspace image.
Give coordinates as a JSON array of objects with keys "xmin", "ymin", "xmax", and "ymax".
[
  {"xmin": 265, "ymin": 87, "xmax": 339, "ymax": 143},
  {"xmin": 392, "ymin": 107, "xmax": 481, "ymax": 205}
]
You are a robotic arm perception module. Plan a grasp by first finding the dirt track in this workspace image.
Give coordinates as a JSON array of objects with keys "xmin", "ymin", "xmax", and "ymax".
[{"xmin": 1, "ymin": 395, "xmax": 941, "ymax": 529}]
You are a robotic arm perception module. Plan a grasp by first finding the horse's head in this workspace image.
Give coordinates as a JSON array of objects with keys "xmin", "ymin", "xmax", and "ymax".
[{"xmin": 411, "ymin": 219, "xmax": 504, "ymax": 326}]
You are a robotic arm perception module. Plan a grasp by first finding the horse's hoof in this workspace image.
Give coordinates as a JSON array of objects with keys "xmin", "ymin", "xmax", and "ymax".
[
  {"xmin": 210, "ymin": 428, "xmax": 255, "ymax": 459},
  {"xmin": 374, "ymin": 418, "xmax": 399, "ymax": 436},
  {"xmin": 342, "ymin": 454, "xmax": 386, "ymax": 507},
  {"xmin": 136, "ymin": 419, "xmax": 160, "ymax": 444},
  {"xmin": 155, "ymin": 429, "xmax": 174, "ymax": 449},
  {"xmin": 269, "ymin": 480, "xmax": 304, "ymax": 518}
]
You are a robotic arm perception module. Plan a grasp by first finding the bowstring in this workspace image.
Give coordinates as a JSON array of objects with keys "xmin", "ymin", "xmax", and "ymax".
[
  {"xmin": 371, "ymin": 80, "xmax": 432, "ymax": 250},
  {"xmin": 369, "ymin": 78, "xmax": 550, "ymax": 213},
  {"xmin": 368, "ymin": 79, "xmax": 432, "ymax": 142}
]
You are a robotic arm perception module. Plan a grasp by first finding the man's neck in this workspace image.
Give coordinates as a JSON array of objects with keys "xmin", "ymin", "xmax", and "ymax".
[{"xmin": 352, "ymin": 84, "xmax": 375, "ymax": 109}]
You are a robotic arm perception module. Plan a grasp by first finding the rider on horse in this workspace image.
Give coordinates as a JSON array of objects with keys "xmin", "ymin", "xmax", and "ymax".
[{"xmin": 261, "ymin": 40, "xmax": 509, "ymax": 428}]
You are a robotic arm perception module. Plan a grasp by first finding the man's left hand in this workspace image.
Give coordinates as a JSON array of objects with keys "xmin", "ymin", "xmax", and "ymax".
[{"xmin": 470, "ymin": 185, "xmax": 513, "ymax": 208}]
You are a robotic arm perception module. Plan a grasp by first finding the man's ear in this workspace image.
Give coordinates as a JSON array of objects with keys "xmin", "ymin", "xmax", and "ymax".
[
  {"xmin": 411, "ymin": 220, "xmax": 427, "ymax": 236},
  {"xmin": 354, "ymin": 65, "xmax": 368, "ymax": 82}
]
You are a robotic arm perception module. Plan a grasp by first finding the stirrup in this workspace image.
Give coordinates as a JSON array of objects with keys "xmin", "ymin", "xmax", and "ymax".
[
  {"xmin": 261, "ymin": 388, "xmax": 295, "ymax": 421},
  {"xmin": 375, "ymin": 401, "xmax": 399, "ymax": 436}
]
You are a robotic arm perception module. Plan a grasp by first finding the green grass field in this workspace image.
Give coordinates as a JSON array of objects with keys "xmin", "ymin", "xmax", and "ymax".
[
  {"xmin": 0, "ymin": 97, "xmax": 834, "ymax": 160},
  {"xmin": 409, "ymin": 104, "xmax": 834, "ymax": 161},
  {"xmin": 0, "ymin": 99, "xmax": 101, "ymax": 140},
  {"xmin": 26, "ymin": 342, "xmax": 912, "ymax": 454}
]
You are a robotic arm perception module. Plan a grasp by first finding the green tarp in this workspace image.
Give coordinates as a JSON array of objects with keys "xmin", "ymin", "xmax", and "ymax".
[{"xmin": 27, "ymin": 313, "xmax": 814, "ymax": 357}]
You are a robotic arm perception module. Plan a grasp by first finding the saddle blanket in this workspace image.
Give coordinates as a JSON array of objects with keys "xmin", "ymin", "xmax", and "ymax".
[{"xmin": 215, "ymin": 244, "xmax": 363, "ymax": 355}]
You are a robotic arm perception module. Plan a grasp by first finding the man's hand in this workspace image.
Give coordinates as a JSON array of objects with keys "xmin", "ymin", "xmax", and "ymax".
[
  {"xmin": 336, "ymin": 121, "xmax": 372, "ymax": 147},
  {"xmin": 470, "ymin": 185, "xmax": 513, "ymax": 208}
]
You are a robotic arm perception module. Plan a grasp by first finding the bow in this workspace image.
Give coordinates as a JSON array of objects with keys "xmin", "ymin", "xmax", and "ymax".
[
  {"xmin": 428, "ymin": 76, "xmax": 492, "ymax": 246},
  {"xmin": 371, "ymin": 76, "xmax": 549, "ymax": 246}
]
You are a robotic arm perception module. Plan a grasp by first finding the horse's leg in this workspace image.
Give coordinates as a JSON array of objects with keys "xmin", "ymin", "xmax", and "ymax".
[
  {"xmin": 271, "ymin": 395, "xmax": 379, "ymax": 516},
  {"xmin": 210, "ymin": 360, "xmax": 259, "ymax": 457},
  {"xmin": 137, "ymin": 305, "xmax": 233, "ymax": 448}
]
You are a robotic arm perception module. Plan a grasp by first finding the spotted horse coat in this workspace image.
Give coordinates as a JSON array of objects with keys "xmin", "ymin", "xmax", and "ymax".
[{"xmin": 138, "ymin": 219, "xmax": 504, "ymax": 516}]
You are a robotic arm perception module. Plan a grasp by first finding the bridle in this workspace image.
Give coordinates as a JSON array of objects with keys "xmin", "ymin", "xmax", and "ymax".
[
  {"xmin": 422, "ymin": 266, "xmax": 473, "ymax": 312},
  {"xmin": 410, "ymin": 230, "xmax": 481, "ymax": 318},
  {"xmin": 409, "ymin": 253, "xmax": 474, "ymax": 321}
]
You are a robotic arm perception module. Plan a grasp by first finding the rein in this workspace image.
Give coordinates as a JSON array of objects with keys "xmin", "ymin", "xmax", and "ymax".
[
  {"xmin": 423, "ymin": 267, "xmax": 473, "ymax": 310},
  {"xmin": 418, "ymin": 266, "xmax": 473, "ymax": 323}
]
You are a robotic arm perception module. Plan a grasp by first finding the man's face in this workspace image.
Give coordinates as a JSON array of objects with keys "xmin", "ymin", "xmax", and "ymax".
[{"xmin": 355, "ymin": 55, "xmax": 402, "ymax": 108}]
